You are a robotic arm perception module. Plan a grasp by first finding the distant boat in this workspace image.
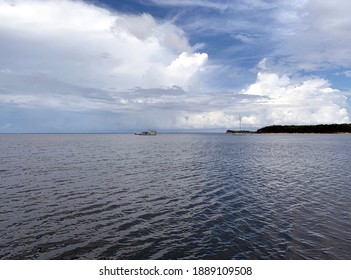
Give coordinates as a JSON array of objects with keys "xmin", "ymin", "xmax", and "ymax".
[{"xmin": 134, "ymin": 129, "xmax": 157, "ymax": 136}]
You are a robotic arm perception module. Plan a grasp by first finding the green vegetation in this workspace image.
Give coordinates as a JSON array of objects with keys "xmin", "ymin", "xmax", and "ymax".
[{"xmin": 256, "ymin": 124, "xmax": 351, "ymax": 134}]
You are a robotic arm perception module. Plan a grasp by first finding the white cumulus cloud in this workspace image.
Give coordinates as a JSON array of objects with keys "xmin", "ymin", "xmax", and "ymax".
[
  {"xmin": 239, "ymin": 68, "xmax": 349, "ymax": 126},
  {"xmin": 0, "ymin": 0, "xmax": 207, "ymax": 91}
]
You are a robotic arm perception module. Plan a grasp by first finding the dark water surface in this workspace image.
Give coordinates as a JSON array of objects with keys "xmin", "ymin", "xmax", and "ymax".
[{"xmin": 1, "ymin": 133, "xmax": 350, "ymax": 259}]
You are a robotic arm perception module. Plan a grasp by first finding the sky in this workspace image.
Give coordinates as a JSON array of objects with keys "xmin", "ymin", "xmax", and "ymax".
[{"xmin": 1, "ymin": 0, "xmax": 351, "ymax": 132}]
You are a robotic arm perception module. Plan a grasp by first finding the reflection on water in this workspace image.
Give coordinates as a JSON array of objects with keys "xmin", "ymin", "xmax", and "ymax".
[{"xmin": 0, "ymin": 134, "xmax": 350, "ymax": 259}]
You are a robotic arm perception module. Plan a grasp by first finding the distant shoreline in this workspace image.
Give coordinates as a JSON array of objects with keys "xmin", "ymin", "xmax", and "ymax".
[{"xmin": 226, "ymin": 123, "xmax": 351, "ymax": 134}]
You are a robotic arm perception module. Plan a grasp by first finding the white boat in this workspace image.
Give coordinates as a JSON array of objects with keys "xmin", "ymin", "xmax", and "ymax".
[{"xmin": 134, "ymin": 129, "xmax": 157, "ymax": 136}]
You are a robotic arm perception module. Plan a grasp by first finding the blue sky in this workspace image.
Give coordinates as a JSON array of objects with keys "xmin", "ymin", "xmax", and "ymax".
[{"xmin": 0, "ymin": 0, "xmax": 350, "ymax": 132}]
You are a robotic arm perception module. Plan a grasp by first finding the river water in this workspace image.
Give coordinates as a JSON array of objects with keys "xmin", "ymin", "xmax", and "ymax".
[{"xmin": 0, "ymin": 133, "xmax": 350, "ymax": 259}]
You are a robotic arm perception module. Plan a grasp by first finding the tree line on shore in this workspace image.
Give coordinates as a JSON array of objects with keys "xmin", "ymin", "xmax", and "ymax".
[
  {"xmin": 226, "ymin": 123, "xmax": 351, "ymax": 134},
  {"xmin": 256, "ymin": 124, "xmax": 351, "ymax": 133}
]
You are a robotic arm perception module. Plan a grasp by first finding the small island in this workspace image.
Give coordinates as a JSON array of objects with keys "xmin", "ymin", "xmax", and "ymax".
[{"xmin": 226, "ymin": 123, "xmax": 351, "ymax": 134}]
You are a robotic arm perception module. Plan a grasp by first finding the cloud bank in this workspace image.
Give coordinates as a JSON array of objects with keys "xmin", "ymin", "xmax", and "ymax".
[
  {"xmin": 0, "ymin": 0, "xmax": 207, "ymax": 89},
  {"xmin": 0, "ymin": 0, "xmax": 349, "ymax": 132},
  {"xmin": 239, "ymin": 69, "xmax": 349, "ymax": 126},
  {"xmin": 174, "ymin": 64, "xmax": 349, "ymax": 130}
]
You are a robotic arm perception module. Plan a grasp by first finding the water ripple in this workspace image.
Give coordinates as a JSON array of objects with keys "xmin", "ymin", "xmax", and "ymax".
[{"xmin": 0, "ymin": 134, "xmax": 351, "ymax": 259}]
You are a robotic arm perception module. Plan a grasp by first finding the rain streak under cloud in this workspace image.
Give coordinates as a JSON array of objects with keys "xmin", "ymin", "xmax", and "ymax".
[{"xmin": 0, "ymin": 0, "xmax": 350, "ymax": 132}]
